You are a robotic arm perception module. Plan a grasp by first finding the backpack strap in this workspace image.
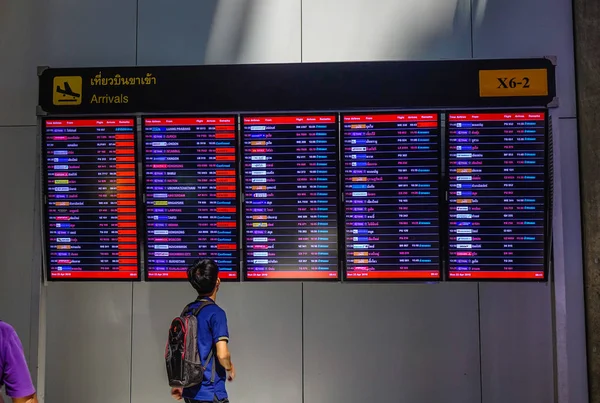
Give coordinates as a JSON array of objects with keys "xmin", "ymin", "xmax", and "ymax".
[
  {"xmin": 191, "ymin": 298, "xmax": 214, "ymax": 316},
  {"xmin": 181, "ymin": 297, "xmax": 214, "ymax": 317},
  {"xmin": 208, "ymin": 346, "xmax": 216, "ymax": 383}
]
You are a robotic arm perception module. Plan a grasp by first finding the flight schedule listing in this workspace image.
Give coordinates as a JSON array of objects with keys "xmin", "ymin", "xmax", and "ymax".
[
  {"xmin": 447, "ymin": 112, "xmax": 546, "ymax": 279},
  {"xmin": 43, "ymin": 119, "xmax": 139, "ymax": 280},
  {"xmin": 243, "ymin": 115, "xmax": 339, "ymax": 279},
  {"xmin": 143, "ymin": 117, "xmax": 239, "ymax": 280},
  {"xmin": 343, "ymin": 114, "xmax": 441, "ymax": 280}
]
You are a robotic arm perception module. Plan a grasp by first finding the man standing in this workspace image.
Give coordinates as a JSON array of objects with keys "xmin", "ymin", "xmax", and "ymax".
[
  {"xmin": 0, "ymin": 322, "xmax": 37, "ymax": 403},
  {"xmin": 171, "ymin": 259, "xmax": 235, "ymax": 403}
]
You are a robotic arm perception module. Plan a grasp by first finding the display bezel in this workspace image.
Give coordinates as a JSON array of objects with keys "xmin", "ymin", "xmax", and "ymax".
[
  {"xmin": 39, "ymin": 108, "xmax": 551, "ymax": 284},
  {"xmin": 444, "ymin": 109, "xmax": 549, "ymax": 282},
  {"xmin": 339, "ymin": 112, "xmax": 444, "ymax": 282},
  {"xmin": 41, "ymin": 116, "xmax": 142, "ymax": 282},
  {"xmin": 140, "ymin": 114, "xmax": 242, "ymax": 282},
  {"xmin": 241, "ymin": 112, "xmax": 342, "ymax": 282}
]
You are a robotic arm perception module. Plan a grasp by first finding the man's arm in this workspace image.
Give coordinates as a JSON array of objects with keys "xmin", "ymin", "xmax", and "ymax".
[
  {"xmin": 215, "ymin": 340, "xmax": 232, "ymax": 370},
  {"xmin": 11, "ymin": 395, "xmax": 37, "ymax": 403},
  {"xmin": 2, "ymin": 326, "xmax": 36, "ymax": 403},
  {"xmin": 216, "ymin": 340, "xmax": 235, "ymax": 381}
]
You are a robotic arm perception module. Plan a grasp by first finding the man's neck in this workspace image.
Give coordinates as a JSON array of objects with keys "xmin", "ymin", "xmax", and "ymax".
[{"xmin": 201, "ymin": 292, "xmax": 217, "ymax": 301}]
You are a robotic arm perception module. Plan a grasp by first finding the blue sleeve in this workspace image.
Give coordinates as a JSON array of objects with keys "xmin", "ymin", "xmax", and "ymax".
[{"xmin": 209, "ymin": 308, "xmax": 229, "ymax": 344}]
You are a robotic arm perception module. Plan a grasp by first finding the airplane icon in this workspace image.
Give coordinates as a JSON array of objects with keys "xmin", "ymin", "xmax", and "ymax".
[
  {"xmin": 52, "ymin": 76, "xmax": 82, "ymax": 106},
  {"xmin": 56, "ymin": 82, "xmax": 80, "ymax": 101}
]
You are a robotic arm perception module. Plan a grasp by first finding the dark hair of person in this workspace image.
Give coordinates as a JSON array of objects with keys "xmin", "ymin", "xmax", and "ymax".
[{"xmin": 187, "ymin": 259, "xmax": 219, "ymax": 295}]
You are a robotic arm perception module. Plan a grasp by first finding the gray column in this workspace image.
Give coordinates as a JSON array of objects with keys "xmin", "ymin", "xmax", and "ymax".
[{"xmin": 574, "ymin": 0, "xmax": 600, "ymax": 401}]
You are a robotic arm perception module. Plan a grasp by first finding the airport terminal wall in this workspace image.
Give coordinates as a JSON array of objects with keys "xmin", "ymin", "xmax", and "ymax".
[{"xmin": 0, "ymin": 0, "xmax": 585, "ymax": 403}]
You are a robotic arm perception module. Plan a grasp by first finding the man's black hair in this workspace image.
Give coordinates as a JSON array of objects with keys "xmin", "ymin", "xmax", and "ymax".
[{"xmin": 187, "ymin": 259, "xmax": 219, "ymax": 296}]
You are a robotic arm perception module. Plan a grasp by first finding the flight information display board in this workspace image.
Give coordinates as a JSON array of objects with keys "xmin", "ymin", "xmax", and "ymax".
[
  {"xmin": 342, "ymin": 113, "xmax": 441, "ymax": 280},
  {"xmin": 143, "ymin": 117, "xmax": 240, "ymax": 280},
  {"xmin": 243, "ymin": 115, "xmax": 339, "ymax": 280},
  {"xmin": 43, "ymin": 118, "xmax": 140, "ymax": 280},
  {"xmin": 447, "ymin": 112, "xmax": 547, "ymax": 280}
]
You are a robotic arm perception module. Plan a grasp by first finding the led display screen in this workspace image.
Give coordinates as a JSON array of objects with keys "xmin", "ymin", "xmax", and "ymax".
[
  {"xmin": 243, "ymin": 115, "xmax": 339, "ymax": 279},
  {"xmin": 447, "ymin": 112, "xmax": 547, "ymax": 280},
  {"xmin": 342, "ymin": 113, "xmax": 441, "ymax": 280},
  {"xmin": 43, "ymin": 118, "xmax": 140, "ymax": 280},
  {"xmin": 143, "ymin": 117, "xmax": 240, "ymax": 280}
]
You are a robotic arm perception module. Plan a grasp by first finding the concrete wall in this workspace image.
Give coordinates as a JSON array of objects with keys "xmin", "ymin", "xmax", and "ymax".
[{"xmin": 0, "ymin": 0, "xmax": 584, "ymax": 402}]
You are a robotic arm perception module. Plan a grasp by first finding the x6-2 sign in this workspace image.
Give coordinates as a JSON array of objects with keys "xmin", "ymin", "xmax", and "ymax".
[{"xmin": 479, "ymin": 69, "xmax": 548, "ymax": 97}]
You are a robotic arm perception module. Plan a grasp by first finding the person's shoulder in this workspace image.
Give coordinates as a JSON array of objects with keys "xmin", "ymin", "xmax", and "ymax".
[
  {"xmin": 207, "ymin": 302, "xmax": 226, "ymax": 315},
  {"xmin": 0, "ymin": 321, "xmax": 17, "ymax": 337},
  {"xmin": 0, "ymin": 321, "xmax": 19, "ymax": 352},
  {"xmin": 199, "ymin": 302, "xmax": 226, "ymax": 319}
]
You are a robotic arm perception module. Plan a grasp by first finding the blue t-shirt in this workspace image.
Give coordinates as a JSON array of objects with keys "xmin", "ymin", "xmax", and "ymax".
[{"xmin": 182, "ymin": 298, "xmax": 230, "ymax": 402}]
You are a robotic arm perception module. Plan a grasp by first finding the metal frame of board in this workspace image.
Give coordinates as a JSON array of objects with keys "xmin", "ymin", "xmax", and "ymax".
[{"xmin": 38, "ymin": 58, "xmax": 556, "ymax": 282}]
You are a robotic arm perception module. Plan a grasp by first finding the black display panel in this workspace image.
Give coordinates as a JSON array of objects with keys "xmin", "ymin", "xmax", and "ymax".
[
  {"xmin": 143, "ymin": 117, "xmax": 240, "ymax": 280},
  {"xmin": 42, "ymin": 118, "xmax": 140, "ymax": 280},
  {"xmin": 242, "ymin": 115, "xmax": 340, "ymax": 280},
  {"xmin": 342, "ymin": 113, "xmax": 441, "ymax": 280},
  {"xmin": 447, "ymin": 112, "xmax": 547, "ymax": 280}
]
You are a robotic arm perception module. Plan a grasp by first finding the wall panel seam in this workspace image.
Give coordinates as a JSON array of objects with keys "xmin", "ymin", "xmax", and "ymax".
[
  {"xmin": 135, "ymin": 0, "xmax": 140, "ymax": 65},
  {"xmin": 301, "ymin": 282, "xmax": 305, "ymax": 403},
  {"xmin": 0, "ymin": 125, "xmax": 37, "ymax": 128},
  {"xmin": 129, "ymin": 283, "xmax": 135, "ymax": 403},
  {"xmin": 477, "ymin": 283, "xmax": 483, "ymax": 403},
  {"xmin": 300, "ymin": 0, "xmax": 304, "ymax": 62},
  {"xmin": 469, "ymin": 0, "xmax": 474, "ymax": 58}
]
